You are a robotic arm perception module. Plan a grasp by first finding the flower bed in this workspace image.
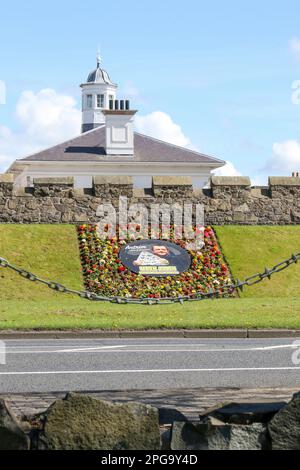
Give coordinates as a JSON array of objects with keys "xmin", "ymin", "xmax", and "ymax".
[{"xmin": 77, "ymin": 225, "xmax": 234, "ymax": 299}]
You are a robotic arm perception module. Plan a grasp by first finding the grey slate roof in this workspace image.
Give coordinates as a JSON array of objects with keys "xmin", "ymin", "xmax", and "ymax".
[
  {"xmin": 86, "ymin": 67, "xmax": 116, "ymax": 86},
  {"xmin": 19, "ymin": 125, "xmax": 224, "ymax": 165}
]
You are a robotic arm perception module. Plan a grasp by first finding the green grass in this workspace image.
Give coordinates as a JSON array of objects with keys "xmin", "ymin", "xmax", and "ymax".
[
  {"xmin": 0, "ymin": 224, "xmax": 83, "ymax": 301},
  {"xmin": 215, "ymin": 226, "xmax": 300, "ymax": 298},
  {"xmin": 1, "ymin": 297, "xmax": 300, "ymax": 330},
  {"xmin": 0, "ymin": 224, "xmax": 300, "ymax": 330}
]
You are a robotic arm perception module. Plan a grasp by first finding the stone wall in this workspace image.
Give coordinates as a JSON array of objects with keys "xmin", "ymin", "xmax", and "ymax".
[
  {"xmin": 1, "ymin": 390, "xmax": 300, "ymax": 450},
  {"xmin": 0, "ymin": 174, "xmax": 300, "ymax": 225}
]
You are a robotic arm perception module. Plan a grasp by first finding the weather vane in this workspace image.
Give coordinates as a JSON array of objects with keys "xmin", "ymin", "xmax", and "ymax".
[{"xmin": 96, "ymin": 47, "xmax": 102, "ymax": 68}]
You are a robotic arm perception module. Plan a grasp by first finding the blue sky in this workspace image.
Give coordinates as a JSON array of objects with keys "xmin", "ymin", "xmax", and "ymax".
[{"xmin": 1, "ymin": 0, "xmax": 300, "ymax": 182}]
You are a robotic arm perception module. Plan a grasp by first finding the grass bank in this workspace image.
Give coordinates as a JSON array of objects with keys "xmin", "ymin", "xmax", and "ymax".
[
  {"xmin": 1, "ymin": 297, "xmax": 300, "ymax": 330},
  {"xmin": 215, "ymin": 225, "xmax": 300, "ymax": 298},
  {"xmin": 0, "ymin": 225, "xmax": 299, "ymax": 330}
]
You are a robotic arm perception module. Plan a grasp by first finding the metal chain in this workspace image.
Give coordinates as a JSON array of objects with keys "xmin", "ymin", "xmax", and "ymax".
[{"xmin": 0, "ymin": 253, "xmax": 299, "ymax": 305}]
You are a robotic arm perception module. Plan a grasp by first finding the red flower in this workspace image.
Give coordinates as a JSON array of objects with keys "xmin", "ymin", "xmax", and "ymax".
[{"xmin": 77, "ymin": 224, "xmax": 232, "ymax": 299}]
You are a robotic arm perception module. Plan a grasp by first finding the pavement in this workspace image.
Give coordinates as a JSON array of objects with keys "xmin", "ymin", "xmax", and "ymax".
[{"xmin": 1, "ymin": 387, "xmax": 299, "ymax": 421}]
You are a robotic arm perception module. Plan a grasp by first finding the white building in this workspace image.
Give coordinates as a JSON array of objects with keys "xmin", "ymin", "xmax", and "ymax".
[
  {"xmin": 81, "ymin": 51, "xmax": 118, "ymax": 133},
  {"xmin": 8, "ymin": 56, "xmax": 225, "ymax": 189}
]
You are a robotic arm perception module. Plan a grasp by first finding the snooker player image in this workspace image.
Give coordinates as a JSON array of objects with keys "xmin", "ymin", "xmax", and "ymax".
[
  {"xmin": 119, "ymin": 240, "xmax": 191, "ymax": 277},
  {"xmin": 133, "ymin": 244, "xmax": 170, "ymax": 267}
]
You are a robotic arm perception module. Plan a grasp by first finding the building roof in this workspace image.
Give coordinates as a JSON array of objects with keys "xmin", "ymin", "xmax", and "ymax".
[
  {"xmin": 85, "ymin": 66, "xmax": 116, "ymax": 86},
  {"xmin": 18, "ymin": 125, "xmax": 225, "ymax": 166}
]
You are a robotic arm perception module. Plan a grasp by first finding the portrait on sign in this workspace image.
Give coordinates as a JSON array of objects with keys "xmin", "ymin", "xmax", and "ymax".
[{"xmin": 119, "ymin": 239, "xmax": 191, "ymax": 277}]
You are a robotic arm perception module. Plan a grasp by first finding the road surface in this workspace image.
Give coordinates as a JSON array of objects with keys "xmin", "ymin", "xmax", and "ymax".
[{"xmin": 0, "ymin": 337, "xmax": 299, "ymax": 393}]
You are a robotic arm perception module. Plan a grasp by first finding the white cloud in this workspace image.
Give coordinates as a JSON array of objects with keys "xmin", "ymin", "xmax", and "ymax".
[
  {"xmin": 0, "ymin": 89, "xmax": 81, "ymax": 172},
  {"xmin": 265, "ymin": 140, "xmax": 300, "ymax": 173},
  {"xmin": 16, "ymin": 89, "xmax": 81, "ymax": 144},
  {"xmin": 290, "ymin": 37, "xmax": 300, "ymax": 61},
  {"xmin": 135, "ymin": 111, "xmax": 191, "ymax": 147},
  {"xmin": 122, "ymin": 82, "xmax": 141, "ymax": 100},
  {"xmin": 212, "ymin": 161, "xmax": 242, "ymax": 177}
]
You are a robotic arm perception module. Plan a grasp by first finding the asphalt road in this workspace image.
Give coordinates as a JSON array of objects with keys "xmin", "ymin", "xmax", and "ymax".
[{"xmin": 0, "ymin": 338, "xmax": 300, "ymax": 393}]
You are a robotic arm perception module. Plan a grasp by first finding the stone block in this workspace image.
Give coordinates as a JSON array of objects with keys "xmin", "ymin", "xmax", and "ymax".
[
  {"xmin": 171, "ymin": 421, "xmax": 268, "ymax": 450},
  {"xmin": 152, "ymin": 176, "xmax": 193, "ymax": 187},
  {"xmin": 33, "ymin": 177, "xmax": 74, "ymax": 186},
  {"xmin": 0, "ymin": 173, "xmax": 14, "ymax": 197},
  {"xmin": 211, "ymin": 176, "xmax": 251, "ymax": 187},
  {"xmin": 152, "ymin": 176, "xmax": 193, "ymax": 198},
  {"xmin": 37, "ymin": 393, "xmax": 160, "ymax": 450},
  {"xmin": 268, "ymin": 391, "xmax": 300, "ymax": 449},
  {"xmin": 0, "ymin": 399, "xmax": 30, "ymax": 450},
  {"xmin": 269, "ymin": 177, "xmax": 300, "ymax": 186},
  {"xmin": 33, "ymin": 178, "xmax": 74, "ymax": 198},
  {"xmin": 0, "ymin": 174, "xmax": 14, "ymax": 183},
  {"xmin": 211, "ymin": 176, "xmax": 251, "ymax": 200},
  {"xmin": 200, "ymin": 401, "xmax": 286, "ymax": 425},
  {"xmin": 93, "ymin": 176, "xmax": 133, "ymax": 198},
  {"xmin": 93, "ymin": 176, "xmax": 133, "ymax": 186}
]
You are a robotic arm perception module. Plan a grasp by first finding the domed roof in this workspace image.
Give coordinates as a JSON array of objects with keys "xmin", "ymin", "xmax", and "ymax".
[{"xmin": 86, "ymin": 65, "xmax": 115, "ymax": 85}]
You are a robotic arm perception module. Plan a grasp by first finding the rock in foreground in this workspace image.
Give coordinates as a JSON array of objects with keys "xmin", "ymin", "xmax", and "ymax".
[
  {"xmin": 200, "ymin": 401, "xmax": 286, "ymax": 425},
  {"xmin": 171, "ymin": 421, "xmax": 268, "ymax": 450},
  {"xmin": 268, "ymin": 392, "xmax": 300, "ymax": 450},
  {"xmin": 0, "ymin": 399, "xmax": 30, "ymax": 450},
  {"xmin": 37, "ymin": 393, "xmax": 160, "ymax": 450}
]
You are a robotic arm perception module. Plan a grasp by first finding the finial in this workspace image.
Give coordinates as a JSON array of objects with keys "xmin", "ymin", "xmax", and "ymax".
[{"xmin": 96, "ymin": 47, "xmax": 101, "ymax": 68}]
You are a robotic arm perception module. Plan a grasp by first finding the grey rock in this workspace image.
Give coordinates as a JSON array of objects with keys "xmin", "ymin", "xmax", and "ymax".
[
  {"xmin": 229, "ymin": 423, "xmax": 269, "ymax": 450},
  {"xmin": 268, "ymin": 393, "xmax": 300, "ymax": 449},
  {"xmin": 158, "ymin": 407, "xmax": 188, "ymax": 425},
  {"xmin": 200, "ymin": 401, "xmax": 286, "ymax": 425},
  {"xmin": 171, "ymin": 421, "xmax": 268, "ymax": 450},
  {"xmin": 0, "ymin": 399, "xmax": 30, "ymax": 450},
  {"xmin": 202, "ymin": 416, "xmax": 226, "ymax": 426},
  {"xmin": 211, "ymin": 176, "xmax": 251, "ymax": 187},
  {"xmin": 160, "ymin": 426, "xmax": 171, "ymax": 450},
  {"xmin": 37, "ymin": 392, "xmax": 160, "ymax": 450}
]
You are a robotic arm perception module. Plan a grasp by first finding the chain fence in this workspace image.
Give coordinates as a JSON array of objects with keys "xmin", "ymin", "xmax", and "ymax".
[{"xmin": 0, "ymin": 253, "xmax": 299, "ymax": 305}]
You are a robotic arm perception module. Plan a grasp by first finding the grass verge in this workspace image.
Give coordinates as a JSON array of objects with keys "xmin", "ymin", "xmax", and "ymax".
[{"xmin": 0, "ymin": 297, "xmax": 300, "ymax": 330}]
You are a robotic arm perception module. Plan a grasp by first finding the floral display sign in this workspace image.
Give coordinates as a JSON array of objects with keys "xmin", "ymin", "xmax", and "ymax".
[
  {"xmin": 77, "ymin": 224, "xmax": 233, "ymax": 299},
  {"xmin": 119, "ymin": 239, "xmax": 191, "ymax": 277}
]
